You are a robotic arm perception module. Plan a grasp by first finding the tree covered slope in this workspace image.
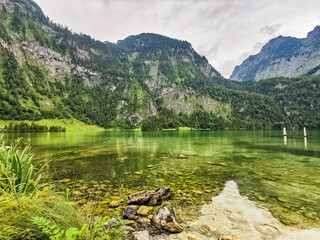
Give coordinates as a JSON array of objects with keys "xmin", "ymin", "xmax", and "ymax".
[{"xmin": 0, "ymin": 0, "xmax": 318, "ymax": 130}]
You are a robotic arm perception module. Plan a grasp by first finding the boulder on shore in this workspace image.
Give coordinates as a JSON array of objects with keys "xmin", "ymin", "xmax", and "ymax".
[
  {"xmin": 128, "ymin": 186, "xmax": 173, "ymax": 206},
  {"xmin": 132, "ymin": 230, "xmax": 151, "ymax": 240},
  {"xmin": 153, "ymin": 206, "xmax": 183, "ymax": 233}
]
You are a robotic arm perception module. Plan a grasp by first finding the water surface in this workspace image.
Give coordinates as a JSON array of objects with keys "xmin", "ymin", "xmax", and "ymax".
[{"xmin": 2, "ymin": 130, "xmax": 320, "ymax": 228}]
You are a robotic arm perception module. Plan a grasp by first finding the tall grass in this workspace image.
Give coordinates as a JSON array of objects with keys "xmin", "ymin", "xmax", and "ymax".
[
  {"xmin": 0, "ymin": 138, "xmax": 47, "ymax": 195},
  {"xmin": 0, "ymin": 193, "xmax": 85, "ymax": 239}
]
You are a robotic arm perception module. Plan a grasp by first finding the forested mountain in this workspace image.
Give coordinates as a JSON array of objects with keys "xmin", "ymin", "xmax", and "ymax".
[
  {"xmin": 231, "ymin": 26, "xmax": 320, "ymax": 81},
  {"xmin": 0, "ymin": 0, "xmax": 319, "ymax": 130}
]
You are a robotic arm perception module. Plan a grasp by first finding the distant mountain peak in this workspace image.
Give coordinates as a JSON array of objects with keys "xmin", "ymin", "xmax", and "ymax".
[{"xmin": 230, "ymin": 26, "xmax": 320, "ymax": 81}]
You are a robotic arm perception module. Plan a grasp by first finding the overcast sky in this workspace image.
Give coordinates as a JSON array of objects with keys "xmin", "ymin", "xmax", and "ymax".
[{"xmin": 33, "ymin": 0, "xmax": 320, "ymax": 78}]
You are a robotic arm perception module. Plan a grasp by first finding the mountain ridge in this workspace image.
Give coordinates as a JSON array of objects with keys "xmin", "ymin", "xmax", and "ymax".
[
  {"xmin": 0, "ymin": 0, "xmax": 319, "ymax": 129},
  {"xmin": 230, "ymin": 26, "xmax": 320, "ymax": 81}
]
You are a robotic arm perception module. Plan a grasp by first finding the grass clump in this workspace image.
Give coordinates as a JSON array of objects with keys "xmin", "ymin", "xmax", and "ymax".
[
  {"xmin": 0, "ymin": 192, "xmax": 85, "ymax": 240},
  {"xmin": 0, "ymin": 138, "xmax": 47, "ymax": 195}
]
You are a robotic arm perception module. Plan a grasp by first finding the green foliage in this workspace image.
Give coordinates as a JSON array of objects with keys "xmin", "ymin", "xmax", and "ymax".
[
  {"xmin": 0, "ymin": 139, "xmax": 47, "ymax": 194},
  {"xmin": 90, "ymin": 216, "xmax": 124, "ymax": 240},
  {"xmin": 31, "ymin": 216, "xmax": 87, "ymax": 240},
  {"xmin": 0, "ymin": 193, "xmax": 85, "ymax": 240},
  {"xmin": 32, "ymin": 216, "xmax": 125, "ymax": 240},
  {"xmin": 3, "ymin": 122, "xmax": 66, "ymax": 132}
]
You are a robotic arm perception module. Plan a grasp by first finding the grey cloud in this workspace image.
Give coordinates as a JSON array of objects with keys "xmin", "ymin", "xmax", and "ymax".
[
  {"xmin": 34, "ymin": 0, "xmax": 320, "ymax": 77},
  {"xmin": 202, "ymin": 42, "xmax": 221, "ymax": 60},
  {"xmin": 259, "ymin": 24, "xmax": 282, "ymax": 36}
]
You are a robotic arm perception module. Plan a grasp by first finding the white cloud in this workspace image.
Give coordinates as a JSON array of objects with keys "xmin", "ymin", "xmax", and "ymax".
[{"xmin": 34, "ymin": 0, "xmax": 320, "ymax": 78}]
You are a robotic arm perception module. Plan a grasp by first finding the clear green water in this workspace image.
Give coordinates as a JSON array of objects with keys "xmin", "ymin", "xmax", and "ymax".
[{"xmin": 2, "ymin": 130, "xmax": 320, "ymax": 227}]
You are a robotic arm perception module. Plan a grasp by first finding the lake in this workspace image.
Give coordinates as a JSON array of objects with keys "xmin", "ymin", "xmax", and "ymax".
[{"xmin": 2, "ymin": 130, "xmax": 320, "ymax": 229}]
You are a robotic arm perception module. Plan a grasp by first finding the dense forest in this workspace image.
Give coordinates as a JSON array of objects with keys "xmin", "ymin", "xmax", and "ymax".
[
  {"xmin": 2, "ymin": 122, "xmax": 66, "ymax": 132},
  {"xmin": 0, "ymin": 0, "xmax": 319, "ymax": 130}
]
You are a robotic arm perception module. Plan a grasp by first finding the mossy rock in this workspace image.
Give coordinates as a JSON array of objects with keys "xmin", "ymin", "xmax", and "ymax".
[
  {"xmin": 257, "ymin": 195, "xmax": 266, "ymax": 201},
  {"xmin": 137, "ymin": 206, "xmax": 153, "ymax": 216},
  {"xmin": 109, "ymin": 200, "xmax": 120, "ymax": 208},
  {"xmin": 277, "ymin": 197, "xmax": 288, "ymax": 203},
  {"xmin": 59, "ymin": 178, "xmax": 71, "ymax": 183},
  {"xmin": 73, "ymin": 191, "xmax": 84, "ymax": 196}
]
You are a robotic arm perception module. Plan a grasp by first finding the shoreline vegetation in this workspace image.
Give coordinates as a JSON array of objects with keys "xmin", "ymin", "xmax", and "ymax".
[
  {"xmin": 0, "ymin": 119, "xmax": 314, "ymax": 133},
  {"xmin": 1, "ymin": 122, "xmax": 66, "ymax": 132},
  {"xmin": 0, "ymin": 119, "xmax": 105, "ymax": 132},
  {"xmin": 0, "ymin": 139, "xmax": 126, "ymax": 240}
]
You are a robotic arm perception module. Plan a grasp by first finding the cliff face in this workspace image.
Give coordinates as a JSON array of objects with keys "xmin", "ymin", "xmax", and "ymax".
[{"xmin": 231, "ymin": 27, "xmax": 320, "ymax": 81}]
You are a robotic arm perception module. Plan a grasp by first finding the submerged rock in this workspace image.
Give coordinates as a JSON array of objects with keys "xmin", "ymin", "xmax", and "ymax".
[
  {"xmin": 218, "ymin": 235, "xmax": 241, "ymax": 240},
  {"xmin": 153, "ymin": 206, "xmax": 183, "ymax": 233},
  {"xmin": 178, "ymin": 231, "xmax": 199, "ymax": 240},
  {"xmin": 200, "ymin": 225, "xmax": 217, "ymax": 233},
  {"xmin": 128, "ymin": 186, "xmax": 173, "ymax": 206},
  {"xmin": 59, "ymin": 178, "xmax": 71, "ymax": 183},
  {"xmin": 109, "ymin": 200, "xmax": 120, "ymax": 208},
  {"xmin": 177, "ymin": 154, "xmax": 187, "ymax": 159},
  {"xmin": 123, "ymin": 206, "xmax": 138, "ymax": 219},
  {"xmin": 138, "ymin": 206, "xmax": 153, "ymax": 216}
]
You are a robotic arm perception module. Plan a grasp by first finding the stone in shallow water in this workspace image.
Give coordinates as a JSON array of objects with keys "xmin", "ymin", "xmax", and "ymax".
[
  {"xmin": 100, "ymin": 199, "xmax": 111, "ymax": 205},
  {"xmin": 59, "ymin": 178, "xmax": 71, "ymax": 183},
  {"xmin": 192, "ymin": 190, "xmax": 204, "ymax": 195},
  {"xmin": 73, "ymin": 191, "xmax": 84, "ymax": 196},
  {"xmin": 109, "ymin": 200, "xmax": 120, "ymax": 208},
  {"xmin": 303, "ymin": 212, "xmax": 315, "ymax": 219},
  {"xmin": 277, "ymin": 197, "xmax": 288, "ymax": 203},
  {"xmin": 137, "ymin": 206, "xmax": 153, "ymax": 216},
  {"xmin": 200, "ymin": 224, "xmax": 218, "ymax": 232},
  {"xmin": 178, "ymin": 231, "xmax": 199, "ymax": 240},
  {"xmin": 77, "ymin": 199, "xmax": 88, "ymax": 205},
  {"xmin": 123, "ymin": 206, "xmax": 138, "ymax": 219},
  {"xmin": 218, "ymin": 235, "xmax": 241, "ymax": 240},
  {"xmin": 257, "ymin": 195, "xmax": 266, "ymax": 201}
]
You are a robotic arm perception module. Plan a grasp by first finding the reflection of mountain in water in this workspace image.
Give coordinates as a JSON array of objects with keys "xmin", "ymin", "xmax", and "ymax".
[{"xmin": 164, "ymin": 181, "xmax": 320, "ymax": 240}]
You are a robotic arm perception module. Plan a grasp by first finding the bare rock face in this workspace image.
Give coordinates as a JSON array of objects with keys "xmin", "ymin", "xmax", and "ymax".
[
  {"xmin": 153, "ymin": 206, "xmax": 183, "ymax": 233},
  {"xmin": 128, "ymin": 186, "xmax": 173, "ymax": 206}
]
